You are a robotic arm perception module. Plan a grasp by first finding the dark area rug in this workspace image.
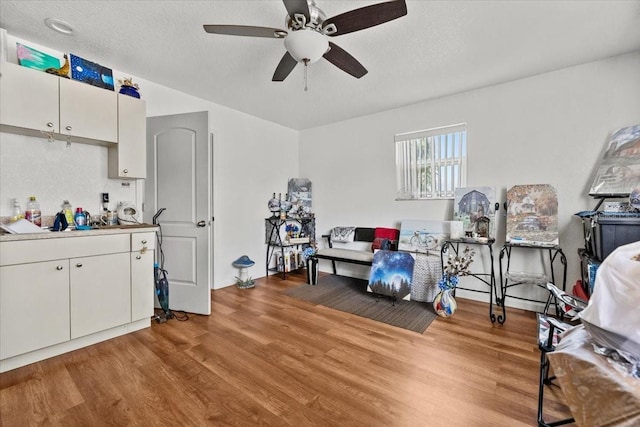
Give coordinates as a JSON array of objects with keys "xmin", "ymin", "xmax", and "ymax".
[{"xmin": 284, "ymin": 275, "xmax": 438, "ymax": 333}]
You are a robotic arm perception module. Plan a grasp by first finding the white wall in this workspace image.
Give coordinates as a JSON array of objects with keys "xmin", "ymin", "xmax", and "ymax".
[
  {"xmin": 299, "ymin": 52, "xmax": 640, "ymax": 310},
  {"xmin": 0, "ymin": 36, "xmax": 299, "ymax": 290}
]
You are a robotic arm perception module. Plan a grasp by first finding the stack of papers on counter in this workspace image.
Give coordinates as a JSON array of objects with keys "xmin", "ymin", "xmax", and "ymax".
[{"xmin": 0, "ymin": 219, "xmax": 46, "ymax": 234}]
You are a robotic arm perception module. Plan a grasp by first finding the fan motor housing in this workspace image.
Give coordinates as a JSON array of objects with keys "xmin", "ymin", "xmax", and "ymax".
[{"xmin": 286, "ymin": 1, "xmax": 326, "ymax": 30}]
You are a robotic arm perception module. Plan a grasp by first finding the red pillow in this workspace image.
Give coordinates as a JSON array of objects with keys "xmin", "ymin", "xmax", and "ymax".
[{"xmin": 374, "ymin": 227, "xmax": 399, "ymax": 240}]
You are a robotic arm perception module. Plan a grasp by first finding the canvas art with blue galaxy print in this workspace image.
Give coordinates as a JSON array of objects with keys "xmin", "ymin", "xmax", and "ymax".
[
  {"xmin": 70, "ymin": 54, "xmax": 114, "ymax": 90},
  {"xmin": 368, "ymin": 250, "xmax": 415, "ymax": 300}
]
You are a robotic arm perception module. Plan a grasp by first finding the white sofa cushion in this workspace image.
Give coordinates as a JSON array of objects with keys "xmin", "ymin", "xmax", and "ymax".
[{"xmin": 316, "ymin": 248, "xmax": 374, "ymax": 263}]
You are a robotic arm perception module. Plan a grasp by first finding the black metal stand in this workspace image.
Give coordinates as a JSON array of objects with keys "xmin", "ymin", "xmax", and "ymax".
[
  {"xmin": 498, "ymin": 243, "xmax": 567, "ymax": 324},
  {"xmin": 537, "ymin": 315, "xmax": 575, "ymax": 427},
  {"xmin": 265, "ymin": 216, "xmax": 315, "ymax": 279},
  {"xmin": 441, "ymin": 238, "xmax": 501, "ymax": 323}
]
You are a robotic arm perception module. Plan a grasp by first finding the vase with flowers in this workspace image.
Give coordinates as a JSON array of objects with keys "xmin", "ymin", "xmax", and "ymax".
[
  {"xmin": 302, "ymin": 243, "xmax": 318, "ymax": 284},
  {"xmin": 433, "ymin": 246, "xmax": 476, "ymax": 317}
]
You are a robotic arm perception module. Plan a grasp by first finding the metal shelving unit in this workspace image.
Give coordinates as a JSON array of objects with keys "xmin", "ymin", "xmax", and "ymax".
[{"xmin": 265, "ymin": 216, "xmax": 315, "ymax": 279}]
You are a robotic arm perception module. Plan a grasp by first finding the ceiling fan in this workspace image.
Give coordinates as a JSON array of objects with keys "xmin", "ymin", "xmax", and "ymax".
[{"xmin": 203, "ymin": 0, "xmax": 407, "ymax": 86}]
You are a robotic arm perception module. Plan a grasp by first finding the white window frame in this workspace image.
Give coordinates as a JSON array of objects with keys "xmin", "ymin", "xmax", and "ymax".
[{"xmin": 395, "ymin": 123, "xmax": 467, "ymax": 200}]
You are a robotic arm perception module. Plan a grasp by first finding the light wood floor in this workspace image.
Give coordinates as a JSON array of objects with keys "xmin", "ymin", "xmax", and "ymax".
[{"xmin": 0, "ymin": 272, "xmax": 573, "ymax": 426}]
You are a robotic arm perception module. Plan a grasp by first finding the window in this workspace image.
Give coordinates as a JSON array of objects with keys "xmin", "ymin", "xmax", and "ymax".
[{"xmin": 395, "ymin": 123, "xmax": 467, "ymax": 200}]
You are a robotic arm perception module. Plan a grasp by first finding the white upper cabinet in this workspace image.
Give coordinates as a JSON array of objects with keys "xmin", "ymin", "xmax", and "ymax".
[
  {"xmin": 59, "ymin": 77, "xmax": 118, "ymax": 143},
  {"xmin": 108, "ymin": 94, "xmax": 146, "ymax": 178},
  {"xmin": 0, "ymin": 62, "xmax": 59, "ymax": 133},
  {"xmin": 0, "ymin": 61, "xmax": 118, "ymax": 145}
]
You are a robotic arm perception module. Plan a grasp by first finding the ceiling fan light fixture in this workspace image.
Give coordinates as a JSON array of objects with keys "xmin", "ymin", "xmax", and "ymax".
[{"xmin": 284, "ymin": 29, "xmax": 328, "ymax": 64}]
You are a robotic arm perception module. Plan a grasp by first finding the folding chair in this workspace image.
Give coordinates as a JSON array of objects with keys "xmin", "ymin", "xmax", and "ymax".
[{"xmin": 537, "ymin": 283, "xmax": 588, "ymax": 427}]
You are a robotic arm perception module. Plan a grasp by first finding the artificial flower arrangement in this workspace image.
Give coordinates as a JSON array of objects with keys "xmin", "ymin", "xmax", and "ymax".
[{"xmin": 434, "ymin": 246, "xmax": 476, "ymax": 317}]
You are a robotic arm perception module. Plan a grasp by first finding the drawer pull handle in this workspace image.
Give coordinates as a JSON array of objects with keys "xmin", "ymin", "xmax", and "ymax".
[
  {"xmin": 136, "ymin": 255, "xmax": 142, "ymax": 260},
  {"xmin": 56, "ymin": 265, "xmax": 63, "ymax": 270},
  {"xmin": 47, "ymin": 122, "xmax": 54, "ymax": 128},
  {"xmin": 141, "ymin": 240, "xmax": 147, "ymax": 244},
  {"xmin": 65, "ymin": 125, "xmax": 72, "ymax": 131},
  {"xmin": 76, "ymin": 263, "xmax": 83, "ymax": 268},
  {"xmin": 123, "ymin": 169, "xmax": 128, "ymax": 174}
]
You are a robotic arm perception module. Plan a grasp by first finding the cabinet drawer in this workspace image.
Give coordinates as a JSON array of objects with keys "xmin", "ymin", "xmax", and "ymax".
[
  {"xmin": 131, "ymin": 232, "xmax": 156, "ymax": 252},
  {"xmin": 0, "ymin": 234, "xmax": 130, "ymax": 266}
]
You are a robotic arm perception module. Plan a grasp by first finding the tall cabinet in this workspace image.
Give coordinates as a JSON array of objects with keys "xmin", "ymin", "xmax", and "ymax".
[{"xmin": 108, "ymin": 94, "xmax": 147, "ymax": 179}]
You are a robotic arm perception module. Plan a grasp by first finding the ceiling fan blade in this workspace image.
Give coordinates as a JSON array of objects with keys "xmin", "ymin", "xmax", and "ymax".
[
  {"xmin": 323, "ymin": 42, "xmax": 367, "ymax": 79},
  {"xmin": 282, "ymin": 0, "xmax": 310, "ymax": 21},
  {"xmin": 272, "ymin": 52, "xmax": 298, "ymax": 81},
  {"xmin": 323, "ymin": 0, "xmax": 407, "ymax": 36},
  {"xmin": 203, "ymin": 25, "xmax": 286, "ymax": 38}
]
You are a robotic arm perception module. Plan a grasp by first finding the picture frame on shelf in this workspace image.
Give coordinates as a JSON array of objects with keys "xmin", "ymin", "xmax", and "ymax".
[
  {"xmin": 16, "ymin": 42, "xmax": 61, "ymax": 71},
  {"xmin": 506, "ymin": 184, "xmax": 559, "ymax": 247},
  {"xmin": 453, "ymin": 186, "xmax": 497, "ymax": 239},
  {"xmin": 70, "ymin": 53, "xmax": 114, "ymax": 90}
]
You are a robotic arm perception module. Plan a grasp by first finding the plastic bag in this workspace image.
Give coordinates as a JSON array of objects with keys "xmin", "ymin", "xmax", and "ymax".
[{"xmin": 580, "ymin": 240, "xmax": 640, "ymax": 358}]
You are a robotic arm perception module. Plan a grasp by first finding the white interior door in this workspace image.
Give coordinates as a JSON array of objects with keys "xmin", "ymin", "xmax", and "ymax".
[{"xmin": 145, "ymin": 111, "xmax": 211, "ymax": 315}]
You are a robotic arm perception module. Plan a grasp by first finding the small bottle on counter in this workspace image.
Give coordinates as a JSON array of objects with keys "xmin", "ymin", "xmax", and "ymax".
[
  {"xmin": 24, "ymin": 196, "xmax": 42, "ymax": 227},
  {"xmin": 10, "ymin": 198, "xmax": 24, "ymax": 222},
  {"xmin": 74, "ymin": 207, "xmax": 87, "ymax": 226},
  {"xmin": 62, "ymin": 200, "xmax": 74, "ymax": 225}
]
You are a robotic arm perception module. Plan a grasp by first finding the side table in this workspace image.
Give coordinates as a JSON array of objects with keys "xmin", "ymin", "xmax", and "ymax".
[
  {"xmin": 498, "ymin": 243, "xmax": 567, "ymax": 324},
  {"xmin": 441, "ymin": 238, "xmax": 501, "ymax": 323}
]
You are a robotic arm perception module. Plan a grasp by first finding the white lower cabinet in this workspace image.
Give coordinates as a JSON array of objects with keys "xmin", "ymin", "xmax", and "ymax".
[
  {"xmin": 0, "ymin": 260, "xmax": 71, "ymax": 359},
  {"xmin": 70, "ymin": 252, "xmax": 131, "ymax": 339},
  {"xmin": 0, "ymin": 229, "xmax": 157, "ymax": 372}
]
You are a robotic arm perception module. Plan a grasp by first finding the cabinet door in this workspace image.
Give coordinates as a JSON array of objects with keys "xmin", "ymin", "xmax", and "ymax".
[
  {"xmin": 70, "ymin": 252, "xmax": 130, "ymax": 339},
  {"xmin": 59, "ymin": 77, "xmax": 117, "ymax": 143},
  {"xmin": 0, "ymin": 62, "xmax": 59, "ymax": 133},
  {"xmin": 131, "ymin": 250, "xmax": 154, "ymax": 321},
  {"xmin": 108, "ymin": 95, "xmax": 146, "ymax": 179},
  {"xmin": 0, "ymin": 260, "xmax": 70, "ymax": 359}
]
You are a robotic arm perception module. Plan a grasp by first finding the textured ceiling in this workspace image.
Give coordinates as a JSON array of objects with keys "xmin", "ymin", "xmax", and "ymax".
[{"xmin": 1, "ymin": 1, "xmax": 639, "ymax": 130}]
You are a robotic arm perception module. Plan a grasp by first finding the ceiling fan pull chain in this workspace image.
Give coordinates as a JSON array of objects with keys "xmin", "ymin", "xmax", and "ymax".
[{"xmin": 303, "ymin": 59, "xmax": 309, "ymax": 91}]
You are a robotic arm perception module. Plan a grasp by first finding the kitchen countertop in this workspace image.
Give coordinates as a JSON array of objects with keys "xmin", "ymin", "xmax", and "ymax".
[{"xmin": 0, "ymin": 224, "xmax": 158, "ymax": 242}]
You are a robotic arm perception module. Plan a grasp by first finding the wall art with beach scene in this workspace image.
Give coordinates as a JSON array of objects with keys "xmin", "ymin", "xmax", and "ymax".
[{"xmin": 398, "ymin": 219, "xmax": 450, "ymax": 254}]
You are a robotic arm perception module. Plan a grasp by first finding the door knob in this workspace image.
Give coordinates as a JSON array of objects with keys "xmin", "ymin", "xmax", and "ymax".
[{"xmin": 197, "ymin": 220, "xmax": 206, "ymax": 227}]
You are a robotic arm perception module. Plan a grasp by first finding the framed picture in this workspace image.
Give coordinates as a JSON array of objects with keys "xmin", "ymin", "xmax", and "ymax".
[
  {"xmin": 287, "ymin": 178, "xmax": 312, "ymax": 215},
  {"xmin": 398, "ymin": 219, "xmax": 450, "ymax": 253},
  {"xmin": 70, "ymin": 54, "xmax": 114, "ymax": 90},
  {"xmin": 589, "ymin": 124, "xmax": 640, "ymax": 197},
  {"xmin": 368, "ymin": 250, "xmax": 415, "ymax": 300},
  {"xmin": 506, "ymin": 184, "xmax": 559, "ymax": 246},
  {"xmin": 453, "ymin": 186, "xmax": 497, "ymax": 239},
  {"xmin": 16, "ymin": 42, "xmax": 61, "ymax": 71}
]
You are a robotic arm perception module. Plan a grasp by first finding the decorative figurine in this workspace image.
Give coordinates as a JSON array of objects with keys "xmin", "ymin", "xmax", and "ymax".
[
  {"xmin": 45, "ymin": 53, "xmax": 70, "ymax": 78},
  {"xmin": 232, "ymin": 255, "xmax": 255, "ymax": 288},
  {"xmin": 117, "ymin": 77, "xmax": 141, "ymax": 98},
  {"xmin": 268, "ymin": 192, "xmax": 281, "ymax": 216}
]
